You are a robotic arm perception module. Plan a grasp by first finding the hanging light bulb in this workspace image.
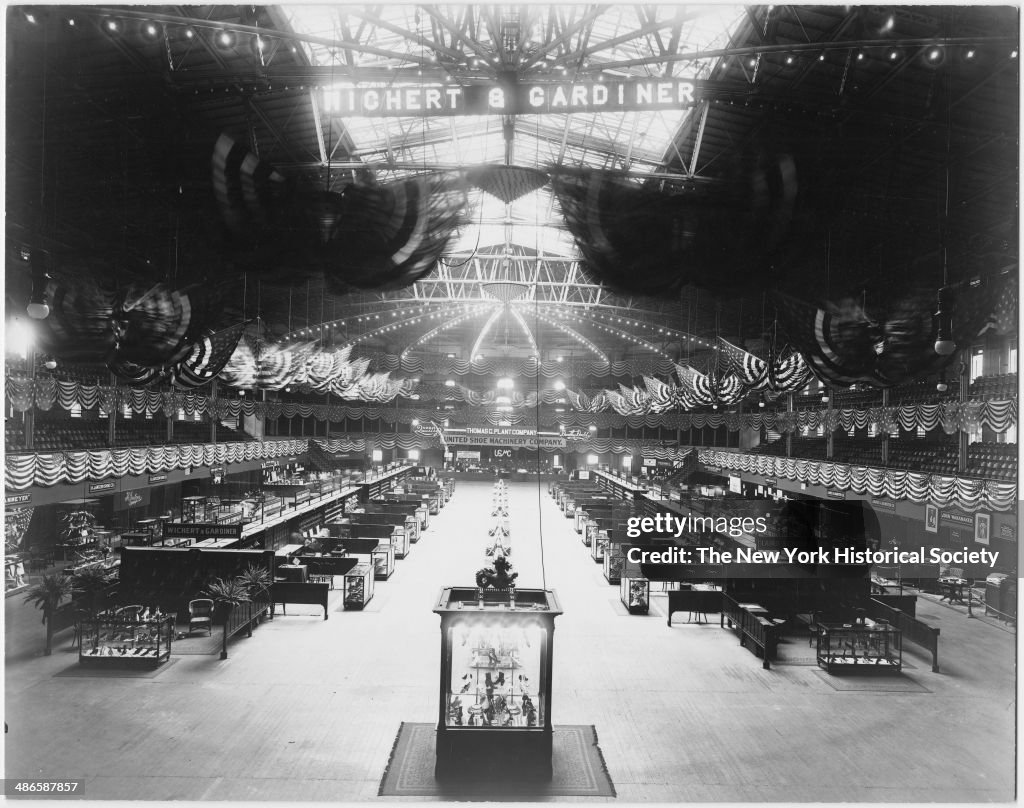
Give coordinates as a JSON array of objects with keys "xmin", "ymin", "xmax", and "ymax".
[
  {"xmin": 933, "ymin": 287, "xmax": 957, "ymax": 355},
  {"xmin": 26, "ymin": 252, "xmax": 50, "ymax": 319}
]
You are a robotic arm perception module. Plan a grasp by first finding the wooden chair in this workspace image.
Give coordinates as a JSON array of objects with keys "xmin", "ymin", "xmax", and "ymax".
[{"xmin": 188, "ymin": 599, "xmax": 214, "ymax": 636}]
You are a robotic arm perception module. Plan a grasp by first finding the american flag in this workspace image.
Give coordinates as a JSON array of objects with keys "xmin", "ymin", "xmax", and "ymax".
[
  {"xmin": 173, "ymin": 322, "xmax": 249, "ymax": 389},
  {"xmin": 717, "ymin": 338, "xmax": 768, "ymax": 387},
  {"xmin": 773, "ymin": 293, "xmax": 884, "ymax": 387},
  {"xmin": 212, "ymin": 133, "xmax": 288, "ymax": 235}
]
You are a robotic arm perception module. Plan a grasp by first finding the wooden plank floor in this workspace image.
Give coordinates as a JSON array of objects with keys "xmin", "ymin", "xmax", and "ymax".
[{"xmin": 5, "ymin": 481, "xmax": 1016, "ymax": 801}]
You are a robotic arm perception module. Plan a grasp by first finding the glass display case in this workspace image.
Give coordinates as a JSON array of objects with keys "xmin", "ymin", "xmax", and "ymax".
[
  {"xmin": 590, "ymin": 529, "xmax": 609, "ymax": 562},
  {"xmin": 816, "ymin": 622, "xmax": 902, "ymax": 674},
  {"xmin": 603, "ymin": 547, "xmax": 625, "ymax": 584},
  {"xmin": 620, "ymin": 577, "xmax": 650, "ymax": 614},
  {"xmin": 372, "ymin": 542, "xmax": 396, "ymax": 581},
  {"xmin": 433, "ymin": 587, "xmax": 562, "ymax": 780},
  {"xmin": 79, "ymin": 613, "xmax": 173, "ymax": 668},
  {"xmin": 343, "ymin": 563, "xmax": 375, "ymax": 609}
]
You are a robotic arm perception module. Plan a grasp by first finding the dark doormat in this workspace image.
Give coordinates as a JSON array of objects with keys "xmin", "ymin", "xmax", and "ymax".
[
  {"xmin": 379, "ymin": 723, "xmax": 616, "ymax": 798},
  {"xmin": 170, "ymin": 632, "xmax": 222, "ymax": 655},
  {"xmin": 55, "ymin": 658, "xmax": 179, "ymax": 678},
  {"xmin": 812, "ymin": 669, "xmax": 930, "ymax": 692}
]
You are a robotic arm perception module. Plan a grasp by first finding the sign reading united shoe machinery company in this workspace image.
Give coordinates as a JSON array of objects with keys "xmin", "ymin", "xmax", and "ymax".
[
  {"xmin": 446, "ymin": 433, "xmax": 567, "ymax": 449},
  {"xmin": 322, "ymin": 78, "xmax": 702, "ymax": 117}
]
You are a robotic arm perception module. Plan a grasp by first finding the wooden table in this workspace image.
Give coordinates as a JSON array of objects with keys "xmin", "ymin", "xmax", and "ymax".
[{"xmin": 938, "ymin": 577, "xmax": 969, "ymax": 604}]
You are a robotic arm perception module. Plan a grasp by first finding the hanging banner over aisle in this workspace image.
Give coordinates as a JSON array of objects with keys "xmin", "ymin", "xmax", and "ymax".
[
  {"xmin": 445, "ymin": 433, "xmax": 567, "ymax": 449},
  {"xmin": 321, "ymin": 78, "xmax": 702, "ymax": 117}
]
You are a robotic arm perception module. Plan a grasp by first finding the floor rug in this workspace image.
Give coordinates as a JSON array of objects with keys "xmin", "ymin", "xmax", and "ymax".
[
  {"xmin": 812, "ymin": 669, "xmax": 930, "ymax": 692},
  {"xmin": 379, "ymin": 723, "xmax": 616, "ymax": 798},
  {"xmin": 775, "ymin": 644, "xmax": 916, "ymax": 670},
  {"xmin": 55, "ymin": 658, "xmax": 179, "ymax": 678},
  {"xmin": 169, "ymin": 631, "xmax": 223, "ymax": 655}
]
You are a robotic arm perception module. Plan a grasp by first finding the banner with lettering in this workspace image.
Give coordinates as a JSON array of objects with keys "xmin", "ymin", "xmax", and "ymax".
[{"xmin": 321, "ymin": 78, "xmax": 702, "ymax": 117}]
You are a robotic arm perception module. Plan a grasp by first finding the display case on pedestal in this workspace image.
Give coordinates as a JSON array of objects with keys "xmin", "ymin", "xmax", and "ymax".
[
  {"xmin": 432, "ymin": 587, "xmax": 562, "ymax": 780},
  {"xmin": 343, "ymin": 563, "xmax": 375, "ymax": 609},
  {"xmin": 620, "ymin": 577, "xmax": 650, "ymax": 614}
]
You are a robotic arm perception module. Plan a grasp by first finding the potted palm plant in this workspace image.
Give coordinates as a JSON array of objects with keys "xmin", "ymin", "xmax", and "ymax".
[
  {"xmin": 205, "ymin": 576, "xmax": 251, "ymax": 660},
  {"xmin": 237, "ymin": 563, "xmax": 272, "ymax": 622},
  {"xmin": 23, "ymin": 574, "xmax": 72, "ymax": 655},
  {"xmin": 70, "ymin": 567, "xmax": 112, "ymax": 618}
]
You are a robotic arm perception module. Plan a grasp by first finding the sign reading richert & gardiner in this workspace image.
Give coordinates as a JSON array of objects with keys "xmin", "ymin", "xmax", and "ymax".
[
  {"xmin": 163, "ymin": 523, "xmax": 243, "ymax": 540},
  {"xmin": 322, "ymin": 78, "xmax": 703, "ymax": 117}
]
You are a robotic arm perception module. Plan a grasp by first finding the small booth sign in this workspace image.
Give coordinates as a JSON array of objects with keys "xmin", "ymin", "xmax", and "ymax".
[
  {"xmin": 826, "ymin": 489, "xmax": 847, "ymax": 499},
  {"xmin": 114, "ymin": 487, "xmax": 151, "ymax": 512},
  {"xmin": 148, "ymin": 473, "xmax": 168, "ymax": 484},
  {"xmin": 5, "ymin": 493, "xmax": 31, "ymax": 506},
  {"xmin": 940, "ymin": 509, "xmax": 974, "ymax": 527},
  {"xmin": 88, "ymin": 481, "xmax": 117, "ymax": 494},
  {"xmin": 164, "ymin": 523, "xmax": 242, "ymax": 540}
]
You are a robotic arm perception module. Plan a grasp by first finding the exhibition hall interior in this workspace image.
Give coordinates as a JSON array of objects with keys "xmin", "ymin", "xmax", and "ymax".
[{"xmin": 4, "ymin": 3, "xmax": 1018, "ymax": 802}]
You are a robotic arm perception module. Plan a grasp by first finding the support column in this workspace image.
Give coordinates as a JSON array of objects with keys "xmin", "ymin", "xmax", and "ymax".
[
  {"xmin": 825, "ymin": 388, "xmax": 834, "ymax": 460},
  {"xmin": 210, "ymin": 379, "xmax": 219, "ymax": 444},
  {"xmin": 958, "ymin": 361, "xmax": 968, "ymax": 474},
  {"xmin": 785, "ymin": 394, "xmax": 794, "ymax": 458},
  {"xmin": 880, "ymin": 389, "xmax": 889, "ymax": 466},
  {"xmin": 24, "ymin": 347, "xmax": 36, "ymax": 451},
  {"xmin": 108, "ymin": 373, "xmax": 117, "ymax": 448}
]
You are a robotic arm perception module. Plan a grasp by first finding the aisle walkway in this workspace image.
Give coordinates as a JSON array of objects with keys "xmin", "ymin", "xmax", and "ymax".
[{"xmin": 5, "ymin": 482, "xmax": 1016, "ymax": 802}]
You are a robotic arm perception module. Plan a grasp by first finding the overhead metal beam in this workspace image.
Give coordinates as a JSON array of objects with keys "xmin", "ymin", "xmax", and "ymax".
[
  {"xmin": 345, "ymin": 7, "xmax": 464, "ymax": 62},
  {"xmin": 520, "ymin": 5, "xmax": 607, "ymax": 70},
  {"xmin": 420, "ymin": 6, "xmax": 495, "ymax": 70}
]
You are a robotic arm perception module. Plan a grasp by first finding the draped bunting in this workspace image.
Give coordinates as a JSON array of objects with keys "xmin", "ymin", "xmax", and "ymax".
[
  {"xmin": 5, "ymin": 439, "xmax": 309, "ymax": 491},
  {"xmin": 698, "ymin": 449, "xmax": 1017, "ymax": 513},
  {"xmin": 315, "ymin": 435, "xmax": 694, "ymax": 460},
  {"xmin": 363, "ymin": 353, "xmax": 679, "ymax": 379},
  {"xmin": 6, "ymin": 378, "xmax": 1017, "ymax": 435},
  {"xmin": 218, "ymin": 340, "xmax": 413, "ymax": 400}
]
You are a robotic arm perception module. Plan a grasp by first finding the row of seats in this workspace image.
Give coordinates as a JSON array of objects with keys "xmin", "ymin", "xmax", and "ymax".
[
  {"xmin": 966, "ymin": 442, "xmax": 1017, "ymax": 481},
  {"xmin": 968, "ymin": 373, "xmax": 1017, "ymax": 400},
  {"xmin": 7, "ymin": 419, "xmax": 253, "ymax": 451},
  {"xmin": 749, "ymin": 436, "xmax": 1015, "ymax": 480}
]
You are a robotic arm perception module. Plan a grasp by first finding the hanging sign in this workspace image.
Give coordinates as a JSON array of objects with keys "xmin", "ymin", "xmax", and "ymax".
[
  {"xmin": 322, "ymin": 78, "xmax": 703, "ymax": 117},
  {"xmin": 164, "ymin": 523, "xmax": 243, "ymax": 540},
  {"xmin": 446, "ymin": 433, "xmax": 566, "ymax": 449},
  {"xmin": 114, "ymin": 487, "xmax": 150, "ymax": 512},
  {"xmin": 148, "ymin": 473, "xmax": 168, "ymax": 484},
  {"xmin": 5, "ymin": 493, "xmax": 31, "ymax": 506},
  {"xmin": 940, "ymin": 509, "xmax": 974, "ymax": 527},
  {"xmin": 88, "ymin": 481, "xmax": 117, "ymax": 494}
]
